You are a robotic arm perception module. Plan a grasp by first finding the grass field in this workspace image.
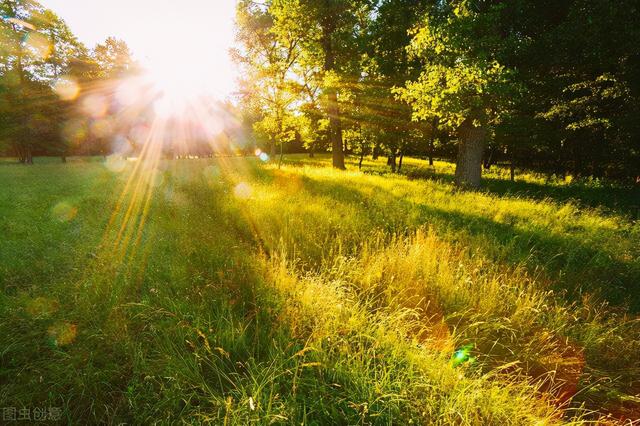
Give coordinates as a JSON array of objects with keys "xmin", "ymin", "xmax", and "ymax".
[{"xmin": 1, "ymin": 154, "xmax": 639, "ymax": 424}]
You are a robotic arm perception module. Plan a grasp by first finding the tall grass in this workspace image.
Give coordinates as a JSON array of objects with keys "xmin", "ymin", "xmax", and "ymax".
[{"xmin": 0, "ymin": 155, "xmax": 638, "ymax": 424}]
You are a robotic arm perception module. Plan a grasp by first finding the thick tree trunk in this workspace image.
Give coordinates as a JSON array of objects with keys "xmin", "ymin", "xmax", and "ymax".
[
  {"xmin": 454, "ymin": 120, "xmax": 486, "ymax": 188},
  {"xmin": 372, "ymin": 142, "xmax": 380, "ymax": 160}
]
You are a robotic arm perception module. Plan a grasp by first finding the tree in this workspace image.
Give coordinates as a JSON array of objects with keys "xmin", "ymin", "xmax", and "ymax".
[
  {"xmin": 234, "ymin": 0, "xmax": 305, "ymax": 163},
  {"xmin": 92, "ymin": 37, "xmax": 133, "ymax": 79},
  {"xmin": 0, "ymin": 1, "xmax": 92, "ymax": 162},
  {"xmin": 395, "ymin": 1, "xmax": 521, "ymax": 187},
  {"xmin": 266, "ymin": 0, "xmax": 374, "ymax": 170}
]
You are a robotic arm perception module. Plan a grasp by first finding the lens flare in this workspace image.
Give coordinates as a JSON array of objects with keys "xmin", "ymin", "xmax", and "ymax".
[
  {"xmin": 52, "ymin": 201, "xmax": 78, "ymax": 222},
  {"xmin": 47, "ymin": 322, "xmax": 78, "ymax": 347},
  {"xmin": 451, "ymin": 344, "xmax": 475, "ymax": 367},
  {"xmin": 105, "ymin": 154, "xmax": 127, "ymax": 173},
  {"xmin": 25, "ymin": 297, "xmax": 59, "ymax": 318},
  {"xmin": 25, "ymin": 32, "xmax": 51, "ymax": 60},
  {"xmin": 54, "ymin": 77, "xmax": 80, "ymax": 101},
  {"xmin": 234, "ymin": 182, "xmax": 252, "ymax": 199},
  {"xmin": 82, "ymin": 94, "xmax": 109, "ymax": 118}
]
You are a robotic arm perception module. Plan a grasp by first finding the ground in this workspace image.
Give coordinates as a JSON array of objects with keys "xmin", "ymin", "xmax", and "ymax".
[{"xmin": 0, "ymin": 154, "xmax": 639, "ymax": 424}]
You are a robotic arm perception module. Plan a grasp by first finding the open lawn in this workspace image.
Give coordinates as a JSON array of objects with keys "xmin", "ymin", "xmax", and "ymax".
[{"xmin": 1, "ymin": 155, "xmax": 639, "ymax": 424}]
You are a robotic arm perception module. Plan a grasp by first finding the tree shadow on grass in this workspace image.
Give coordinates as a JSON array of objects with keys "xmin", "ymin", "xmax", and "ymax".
[
  {"xmin": 287, "ymin": 171, "xmax": 640, "ymax": 312},
  {"xmin": 400, "ymin": 167, "xmax": 640, "ymax": 219}
]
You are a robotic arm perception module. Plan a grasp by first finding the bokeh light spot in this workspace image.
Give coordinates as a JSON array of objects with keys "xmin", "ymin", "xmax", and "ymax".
[
  {"xmin": 53, "ymin": 76, "xmax": 80, "ymax": 101},
  {"xmin": 52, "ymin": 201, "xmax": 78, "ymax": 222},
  {"xmin": 62, "ymin": 118, "xmax": 88, "ymax": 146},
  {"xmin": 234, "ymin": 182, "xmax": 252, "ymax": 199},
  {"xmin": 82, "ymin": 94, "xmax": 108, "ymax": 118},
  {"xmin": 105, "ymin": 155, "xmax": 127, "ymax": 173},
  {"xmin": 25, "ymin": 297, "xmax": 59, "ymax": 318},
  {"xmin": 47, "ymin": 322, "xmax": 77, "ymax": 347},
  {"xmin": 25, "ymin": 32, "xmax": 51, "ymax": 60},
  {"xmin": 115, "ymin": 78, "xmax": 143, "ymax": 106},
  {"xmin": 91, "ymin": 118, "xmax": 114, "ymax": 139}
]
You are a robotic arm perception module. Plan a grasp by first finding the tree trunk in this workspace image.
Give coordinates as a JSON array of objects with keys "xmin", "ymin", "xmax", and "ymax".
[
  {"xmin": 358, "ymin": 151, "xmax": 364, "ymax": 170},
  {"xmin": 61, "ymin": 155, "xmax": 67, "ymax": 163},
  {"xmin": 321, "ymin": 23, "xmax": 345, "ymax": 170},
  {"xmin": 327, "ymin": 88, "xmax": 345, "ymax": 169},
  {"xmin": 483, "ymin": 147, "xmax": 494, "ymax": 170},
  {"xmin": 428, "ymin": 117, "xmax": 437, "ymax": 166},
  {"xmin": 278, "ymin": 142, "xmax": 284, "ymax": 169},
  {"xmin": 398, "ymin": 152, "xmax": 404, "ymax": 172},
  {"xmin": 270, "ymin": 140, "xmax": 276, "ymax": 158},
  {"xmin": 387, "ymin": 153, "xmax": 397, "ymax": 173},
  {"xmin": 454, "ymin": 119, "xmax": 486, "ymax": 188}
]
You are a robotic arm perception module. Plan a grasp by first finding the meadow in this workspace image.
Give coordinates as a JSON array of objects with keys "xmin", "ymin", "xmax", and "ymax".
[{"xmin": 0, "ymin": 155, "xmax": 639, "ymax": 424}]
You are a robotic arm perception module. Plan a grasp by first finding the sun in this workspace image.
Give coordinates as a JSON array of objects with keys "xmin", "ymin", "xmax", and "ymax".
[
  {"xmin": 119, "ymin": 1, "xmax": 237, "ymax": 109},
  {"xmin": 141, "ymin": 42, "xmax": 235, "ymax": 116}
]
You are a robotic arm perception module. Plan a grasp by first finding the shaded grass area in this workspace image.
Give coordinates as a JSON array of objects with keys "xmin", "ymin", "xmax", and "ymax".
[{"xmin": 0, "ymin": 156, "xmax": 638, "ymax": 423}]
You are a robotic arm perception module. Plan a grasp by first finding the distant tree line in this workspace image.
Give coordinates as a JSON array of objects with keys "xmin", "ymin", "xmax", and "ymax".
[
  {"xmin": 0, "ymin": 0, "xmax": 141, "ymax": 161},
  {"xmin": 0, "ymin": 0, "xmax": 246, "ymax": 163},
  {"xmin": 235, "ymin": 0, "xmax": 640, "ymax": 186},
  {"xmin": 2, "ymin": 1, "xmax": 638, "ymax": 187}
]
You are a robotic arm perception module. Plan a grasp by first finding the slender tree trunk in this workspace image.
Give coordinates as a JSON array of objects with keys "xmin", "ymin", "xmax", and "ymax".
[
  {"xmin": 483, "ymin": 147, "xmax": 494, "ymax": 170},
  {"xmin": 327, "ymin": 88, "xmax": 345, "ymax": 169},
  {"xmin": 278, "ymin": 142, "xmax": 284, "ymax": 169},
  {"xmin": 309, "ymin": 142, "xmax": 315, "ymax": 158},
  {"xmin": 509, "ymin": 148, "xmax": 515, "ymax": 182},
  {"xmin": 358, "ymin": 151, "xmax": 364, "ymax": 170},
  {"xmin": 429, "ymin": 117, "xmax": 437, "ymax": 166},
  {"xmin": 372, "ymin": 142, "xmax": 380, "ymax": 160},
  {"xmin": 454, "ymin": 119, "xmax": 486, "ymax": 188},
  {"xmin": 573, "ymin": 139, "xmax": 582, "ymax": 178},
  {"xmin": 398, "ymin": 152, "xmax": 404, "ymax": 172},
  {"xmin": 11, "ymin": 18, "xmax": 30, "ymax": 166},
  {"xmin": 321, "ymin": 24, "xmax": 345, "ymax": 170},
  {"xmin": 61, "ymin": 155, "xmax": 67, "ymax": 163},
  {"xmin": 387, "ymin": 153, "xmax": 397, "ymax": 173}
]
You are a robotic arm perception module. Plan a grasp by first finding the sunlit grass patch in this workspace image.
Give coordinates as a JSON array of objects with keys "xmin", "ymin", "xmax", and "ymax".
[{"xmin": 0, "ymin": 156, "xmax": 638, "ymax": 423}]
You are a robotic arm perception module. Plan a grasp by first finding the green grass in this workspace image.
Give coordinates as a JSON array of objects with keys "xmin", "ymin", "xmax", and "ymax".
[{"xmin": 1, "ymin": 154, "xmax": 638, "ymax": 424}]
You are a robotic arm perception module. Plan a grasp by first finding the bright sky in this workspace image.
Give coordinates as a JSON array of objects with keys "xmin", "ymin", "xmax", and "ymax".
[{"xmin": 40, "ymin": 0, "xmax": 238, "ymax": 99}]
